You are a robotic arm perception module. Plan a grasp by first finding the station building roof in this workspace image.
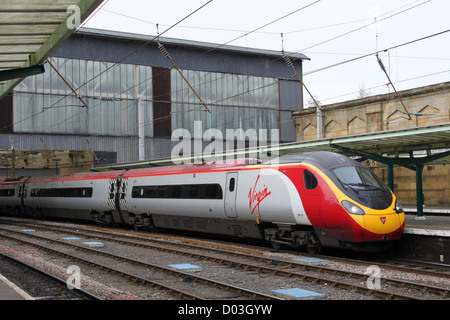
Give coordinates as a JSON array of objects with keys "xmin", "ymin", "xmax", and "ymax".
[
  {"xmin": 76, "ymin": 27, "xmax": 310, "ymax": 61},
  {"xmin": 51, "ymin": 27, "xmax": 309, "ymax": 81}
]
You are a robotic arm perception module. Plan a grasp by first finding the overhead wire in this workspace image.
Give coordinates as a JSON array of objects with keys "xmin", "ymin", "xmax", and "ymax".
[
  {"xmin": 15, "ymin": 30, "xmax": 448, "ymax": 147},
  {"xmin": 303, "ymin": 29, "xmax": 450, "ymax": 76},
  {"xmin": 11, "ymin": 64, "xmax": 282, "ymax": 159},
  {"xmin": 37, "ymin": 0, "xmax": 441, "ymax": 115},
  {"xmin": 8, "ymin": 1, "xmax": 216, "ymax": 147},
  {"xmin": 12, "ymin": 26, "xmax": 447, "ymax": 136},
  {"xmin": 43, "ymin": 0, "xmax": 215, "ymax": 111},
  {"xmin": 319, "ymin": 69, "xmax": 450, "ymax": 104},
  {"xmin": 7, "ymin": 0, "xmax": 449, "ymax": 162},
  {"xmin": 99, "ymin": 2, "xmax": 366, "ymax": 36},
  {"xmin": 201, "ymin": 0, "xmax": 321, "ymax": 51},
  {"xmin": 11, "ymin": 0, "xmax": 320, "ymax": 137},
  {"xmin": 290, "ymin": 0, "xmax": 432, "ymax": 55}
]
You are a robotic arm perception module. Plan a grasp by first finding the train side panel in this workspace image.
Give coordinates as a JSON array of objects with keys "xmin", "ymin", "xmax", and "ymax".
[
  {"xmin": 126, "ymin": 167, "xmax": 311, "ymax": 224},
  {"xmin": 125, "ymin": 171, "xmax": 227, "ymax": 218},
  {"xmin": 124, "ymin": 169, "xmax": 264, "ymax": 237},
  {"xmin": 0, "ymin": 150, "xmax": 405, "ymax": 252},
  {"xmin": 0, "ymin": 178, "xmax": 26, "ymax": 215},
  {"xmin": 22, "ymin": 171, "xmax": 123, "ymax": 220},
  {"xmin": 234, "ymin": 168, "xmax": 311, "ymax": 226}
]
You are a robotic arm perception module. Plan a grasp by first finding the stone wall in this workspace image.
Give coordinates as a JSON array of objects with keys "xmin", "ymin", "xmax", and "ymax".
[
  {"xmin": 0, "ymin": 150, "xmax": 93, "ymax": 177},
  {"xmin": 293, "ymin": 81, "xmax": 450, "ymax": 206}
]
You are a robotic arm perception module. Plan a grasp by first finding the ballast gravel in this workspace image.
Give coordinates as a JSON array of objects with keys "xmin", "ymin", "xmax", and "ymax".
[{"xmin": 0, "ymin": 223, "xmax": 448, "ymax": 300}]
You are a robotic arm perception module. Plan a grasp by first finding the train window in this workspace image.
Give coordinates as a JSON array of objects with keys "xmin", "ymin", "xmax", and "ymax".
[
  {"xmin": 304, "ymin": 170, "xmax": 318, "ymax": 190},
  {"xmin": 229, "ymin": 178, "xmax": 235, "ymax": 192},
  {"xmin": 0, "ymin": 189, "xmax": 15, "ymax": 197},
  {"xmin": 332, "ymin": 166, "xmax": 385, "ymax": 190},
  {"xmin": 132, "ymin": 184, "xmax": 223, "ymax": 200},
  {"xmin": 158, "ymin": 186, "xmax": 169, "ymax": 198},
  {"xmin": 205, "ymin": 184, "xmax": 222, "ymax": 199},
  {"xmin": 171, "ymin": 185, "xmax": 182, "ymax": 198},
  {"xmin": 186, "ymin": 185, "xmax": 199, "ymax": 198},
  {"xmin": 30, "ymin": 187, "xmax": 93, "ymax": 198}
]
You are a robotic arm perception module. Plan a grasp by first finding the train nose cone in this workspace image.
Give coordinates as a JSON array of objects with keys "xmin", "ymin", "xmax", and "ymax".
[{"xmin": 362, "ymin": 211, "xmax": 405, "ymax": 241}]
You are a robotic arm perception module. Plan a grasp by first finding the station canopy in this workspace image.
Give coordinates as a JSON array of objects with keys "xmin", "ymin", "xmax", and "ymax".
[
  {"xmin": 272, "ymin": 122, "xmax": 450, "ymax": 168},
  {"xmin": 0, "ymin": 0, "xmax": 103, "ymax": 99},
  {"xmin": 96, "ymin": 122, "xmax": 450, "ymax": 170}
]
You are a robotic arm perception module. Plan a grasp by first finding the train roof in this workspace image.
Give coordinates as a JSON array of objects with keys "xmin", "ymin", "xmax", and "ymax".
[
  {"xmin": 23, "ymin": 170, "xmax": 127, "ymax": 183},
  {"xmin": 0, "ymin": 176, "xmax": 29, "ymax": 185},
  {"xmin": 0, "ymin": 152, "xmax": 363, "ymax": 184},
  {"xmin": 265, "ymin": 151, "xmax": 362, "ymax": 170}
]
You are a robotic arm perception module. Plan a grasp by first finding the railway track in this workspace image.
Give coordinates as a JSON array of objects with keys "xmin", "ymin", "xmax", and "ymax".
[
  {"xmin": 0, "ymin": 217, "xmax": 448, "ymax": 300},
  {"xmin": 0, "ymin": 252, "xmax": 102, "ymax": 300},
  {"xmin": 0, "ymin": 222, "xmax": 279, "ymax": 300}
]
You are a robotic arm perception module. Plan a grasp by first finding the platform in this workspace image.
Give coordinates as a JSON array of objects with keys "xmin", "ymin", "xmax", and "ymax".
[
  {"xmin": 403, "ymin": 205, "xmax": 450, "ymax": 216},
  {"xmin": 0, "ymin": 272, "xmax": 33, "ymax": 300},
  {"xmin": 404, "ymin": 212, "xmax": 450, "ymax": 237},
  {"xmin": 396, "ymin": 213, "xmax": 450, "ymax": 264}
]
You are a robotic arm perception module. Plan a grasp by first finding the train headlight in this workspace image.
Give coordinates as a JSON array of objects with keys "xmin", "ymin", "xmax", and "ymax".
[
  {"xmin": 341, "ymin": 200, "xmax": 365, "ymax": 215},
  {"xmin": 395, "ymin": 199, "xmax": 404, "ymax": 213}
]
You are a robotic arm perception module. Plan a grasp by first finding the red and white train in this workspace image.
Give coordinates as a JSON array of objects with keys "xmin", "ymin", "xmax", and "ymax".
[{"xmin": 0, "ymin": 151, "xmax": 405, "ymax": 252}]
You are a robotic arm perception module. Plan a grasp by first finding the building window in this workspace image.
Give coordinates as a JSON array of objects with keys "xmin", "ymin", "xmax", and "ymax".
[
  {"xmin": 0, "ymin": 92, "xmax": 13, "ymax": 133},
  {"xmin": 171, "ymin": 69, "xmax": 280, "ymax": 135},
  {"xmin": 153, "ymin": 67, "xmax": 171, "ymax": 137},
  {"xmin": 13, "ymin": 57, "xmax": 153, "ymax": 137}
]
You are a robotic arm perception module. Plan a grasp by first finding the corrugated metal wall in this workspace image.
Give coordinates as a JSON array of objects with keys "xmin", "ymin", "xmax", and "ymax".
[{"xmin": 3, "ymin": 30, "xmax": 305, "ymax": 166}]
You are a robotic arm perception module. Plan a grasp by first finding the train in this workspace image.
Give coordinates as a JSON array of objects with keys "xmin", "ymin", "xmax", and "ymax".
[{"xmin": 0, "ymin": 151, "xmax": 405, "ymax": 253}]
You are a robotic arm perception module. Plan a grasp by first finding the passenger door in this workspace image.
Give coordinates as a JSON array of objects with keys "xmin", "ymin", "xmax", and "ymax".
[
  {"xmin": 300, "ymin": 169, "xmax": 321, "ymax": 223},
  {"xmin": 224, "ymin": 172, "xmax": 238, "ymax": 218}
]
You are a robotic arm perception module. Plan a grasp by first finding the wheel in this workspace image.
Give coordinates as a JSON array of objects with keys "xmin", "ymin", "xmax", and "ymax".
[
  {"xmin": 32, "ymin": 208, "xmax": 43, "ymax": 220},
  {"xmin": 270, "ymin": 241, "xmax": 282, "ymax": 252},
  {"xmin": 305, "ymin": 230, "xmax": 322, "ymax": 254}
]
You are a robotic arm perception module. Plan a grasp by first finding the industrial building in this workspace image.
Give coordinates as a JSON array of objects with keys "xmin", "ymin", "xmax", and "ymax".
[{"xmin": 0, "ymin": 28, "xmax": 308, "ymax": 174}]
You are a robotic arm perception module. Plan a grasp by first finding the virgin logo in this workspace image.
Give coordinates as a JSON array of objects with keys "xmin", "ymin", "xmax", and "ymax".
[
  {"xmin": 380, "ymin": 217, "xmax": 387, "ymax": 224},
  {"xmin": 248, "ymin": 174, "xmax": 271, "ymax": 218}
]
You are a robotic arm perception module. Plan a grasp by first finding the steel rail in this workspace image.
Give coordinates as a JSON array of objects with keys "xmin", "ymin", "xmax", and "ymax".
[
  {"xmin": 10, "ymin": 220, "xmax": 448, "ymax": 298},
  {"xmin": 0, "ymin": 221, "xmax": 432, "ymax": 300},
  {"xmin": 0, "ymin": 252, "xmax": 103, "ymax": 300},
  {"xmin": 0, "ymin": 231, "xmax": 204, "ymax": 300},
  {"xmin": 0, "ymin": 228, "xmax": 279, "ymax": 300}
]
